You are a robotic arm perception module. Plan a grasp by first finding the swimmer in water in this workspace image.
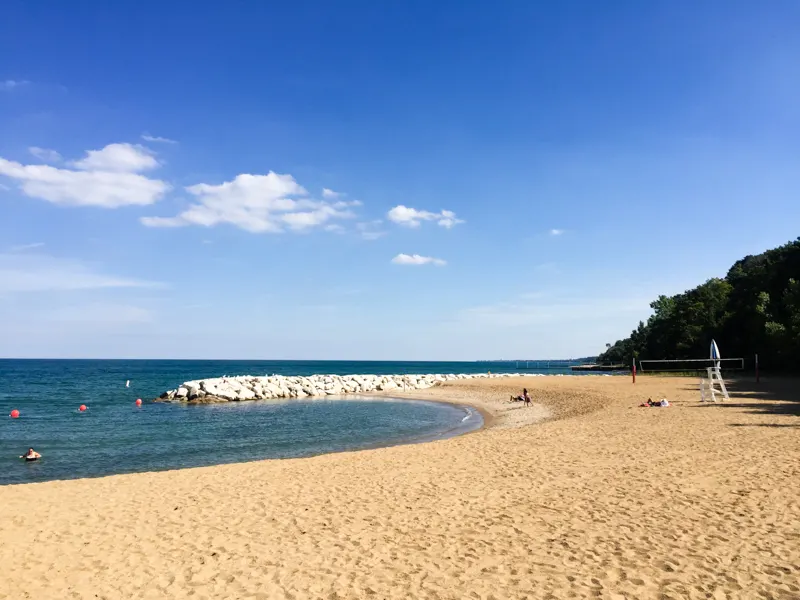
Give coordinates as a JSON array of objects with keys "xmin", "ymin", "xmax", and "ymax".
[{"xmin": 20, "ymin": 448, "xmax": 42, "ymax": 461}]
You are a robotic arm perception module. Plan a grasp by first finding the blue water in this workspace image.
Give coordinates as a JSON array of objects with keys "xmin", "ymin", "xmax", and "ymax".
[{"xmin": 0, "ymin": 359, "xmax": 552, "ymax": 485}]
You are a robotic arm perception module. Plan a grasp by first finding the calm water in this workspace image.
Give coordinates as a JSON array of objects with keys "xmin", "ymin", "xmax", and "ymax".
[{"xmin": 0, "ymin": 359, "xmax": 556, "ymax": 484}]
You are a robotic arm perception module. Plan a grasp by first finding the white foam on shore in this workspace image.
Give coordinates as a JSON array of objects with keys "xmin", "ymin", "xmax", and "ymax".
[{"xmin": 461, "ymin": 407, "xmax": 476, "ymax": 422}]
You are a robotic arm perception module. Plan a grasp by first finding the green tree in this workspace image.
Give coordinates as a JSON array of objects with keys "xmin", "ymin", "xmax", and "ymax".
[{"xmin": 598, "ymin": 238, "xmax": 800, "ymax": 372}]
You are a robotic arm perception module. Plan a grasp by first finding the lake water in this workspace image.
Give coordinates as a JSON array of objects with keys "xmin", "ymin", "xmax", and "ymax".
[{"xmin": 0, "ymin": 359, "xmax": 517, "ymax": 484}]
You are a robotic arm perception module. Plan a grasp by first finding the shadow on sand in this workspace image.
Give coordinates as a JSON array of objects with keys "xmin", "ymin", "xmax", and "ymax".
[{"xmin": 683, "ymin": 376, "xmax": 800, "ymax": 427}]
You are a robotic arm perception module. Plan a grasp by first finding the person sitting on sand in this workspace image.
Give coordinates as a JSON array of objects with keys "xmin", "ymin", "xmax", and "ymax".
[
  {"xmin": 510, "ymin": 388, "xmax": 531, "ymax": 404},
  {"xmin": 20, "ymin": 448, "xmax": 41, "ymax": 461}
]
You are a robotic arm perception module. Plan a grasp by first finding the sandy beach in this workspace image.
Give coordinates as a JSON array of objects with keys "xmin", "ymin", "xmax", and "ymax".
[{"xmin": 1, "ymin": 375, "xmax": 799, "ymax": 600}]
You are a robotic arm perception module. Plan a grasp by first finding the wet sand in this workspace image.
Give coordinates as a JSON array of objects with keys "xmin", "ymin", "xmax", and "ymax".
[{"xmin": 1, "ymin": 375, "xmax": 799, "ymax": 599}]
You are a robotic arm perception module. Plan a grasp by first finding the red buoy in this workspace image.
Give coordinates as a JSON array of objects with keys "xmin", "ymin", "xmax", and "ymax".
[
  {"xmin": 135, "ymin": 398, "xmax": 142, "ymax": 407},
  {"xmin": 10, "ymin": 409, "xmax": 20, "ymax": 419},
  {"xmin": 79, "ymin": 404, "xmax": 87, "ymax": 412}
]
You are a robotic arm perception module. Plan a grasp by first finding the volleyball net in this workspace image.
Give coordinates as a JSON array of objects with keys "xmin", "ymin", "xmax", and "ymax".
[{"xmin": 638, "ymin": 357, "xmax": 745, "ymax": 373}]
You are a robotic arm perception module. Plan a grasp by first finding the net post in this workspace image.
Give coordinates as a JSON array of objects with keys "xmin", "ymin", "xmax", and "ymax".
[
  {"xmin": 632, "ymin": 356, "xmax": 636, "ymax": 384},
  {"xmin": 755, "ymin": 353, "xmax": 759, "ymax": 383}
]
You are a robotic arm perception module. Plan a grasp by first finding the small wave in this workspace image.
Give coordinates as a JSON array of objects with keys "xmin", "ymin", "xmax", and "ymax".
[{"xmin": 461, "ymin": 407, "xmax": 475, "ymax": 422}]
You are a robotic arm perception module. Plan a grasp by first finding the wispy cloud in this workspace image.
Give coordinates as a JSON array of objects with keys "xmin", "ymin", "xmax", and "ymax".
[
  {"xmin": 9, "ymin": 242, "xmax": 45, "ymax": 252},
  {"xmin": 46, "ymin": 303, "xmax": 153, "ymax": 324},
  {"xmin": 298, "ymin": 304, "xmax": 339, "ymax": 312},
  {"xmin": 391, "ymin": 253, "xmax": 447, "ymax": 266},
  {"xmin": 0, "ymin": 253, "xmax": 161, "ymax": 293},
  {"xmin": 518, "ymin": 291, "xmax": 546, "ymax": 300},
  {"xmin": 357, "ymin": 220, "xmax": 387, "ymax": 240},
  {"xmin": 550, "ymin": 228, "xmax": 564, "ymax": 236},
  {"xmin": 458, "ymin": 293, "xmax": 647, "ymax": 327},
  {"xmin": 533, "ymin": 262, "xmax": 559, "ymax": 274},
  {"xmin": 322, "ymin": 188, "xmax": 341, "ymax": 199},
  {"xmin": 328, "ymin": 286, "xmax": 364, "ymax": 296},
  {"xmin": 0, "ymin": 143, "xmax": 170, "ymax": 208},
  {"xmin": 184, "ymin": 303, "xmax": 211, "ymax": 309},
  {"xmin": 28, "ymin": 147, "xmax": 62, "ymax": 163},
  {"xmin": 141, "ymin": 133, "xmax": 178, "ymax": 144},
  {"xmin": 387, "ymin": 205, "xmax": 463, "ymax": 229},
  {"xmin": 0, "ymin": 80, "xmax": 30, "ymax": 91},
  {"xmin": 142, "ymin": 172, "xmax": 360, "ymax": 234}
]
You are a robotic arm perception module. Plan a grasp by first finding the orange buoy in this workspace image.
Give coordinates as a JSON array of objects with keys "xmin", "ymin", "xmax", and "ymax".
[
  {"xmin": 135, "ymin": 398, "xmax": 142, "ymax": 407},
  {"xmin": 10, "ymin": 409, "xmax": 20, "ymax": 419},
  {"xmin": 79, "ymin": 404, "xmax": 87, "ymax": 412}
]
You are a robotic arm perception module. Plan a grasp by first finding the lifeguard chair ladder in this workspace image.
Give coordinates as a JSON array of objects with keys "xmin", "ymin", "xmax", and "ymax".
[{"xmin": 700, "ymin": 366, "xmax": 729, "ymax": 402}]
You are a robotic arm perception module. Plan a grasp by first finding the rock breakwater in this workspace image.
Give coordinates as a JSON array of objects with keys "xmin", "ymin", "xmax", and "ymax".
[{"xmin": 157, "ymin": 372, "xmax": 526, "ymax": 403}]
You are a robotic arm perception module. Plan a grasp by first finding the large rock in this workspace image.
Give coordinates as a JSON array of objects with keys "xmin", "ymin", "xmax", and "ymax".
[
  {"xmin": 236, "ymin": 387, "xmax": 256, "ymax": 401},
  {"xmin": 377, "ymin": 379, "xmax": 397, "ymax": 391},
  {"xmin": 157, "ymin": 372, "xmax": 524, "ymax": 403},
  {"xmin": 216, "ymin": 388, "xmax": 238, "ymax": 401},
  {"xmin": 188, "ymin": 388, "xmax": 206, "ymax": 401}
]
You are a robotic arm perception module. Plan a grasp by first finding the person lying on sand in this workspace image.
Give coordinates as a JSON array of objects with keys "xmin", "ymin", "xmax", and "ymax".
[
  {"xmin": 20, "ymin": 448, "xmax": 41, "ymax": 461},
  {"xmin": 639, "ymin": 398, "xmax": 670, "ymax": 407}
]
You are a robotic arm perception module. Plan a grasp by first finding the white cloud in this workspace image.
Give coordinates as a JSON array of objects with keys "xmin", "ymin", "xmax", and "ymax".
[
  {"xmin": 391, "ymin": 253, "xmax": 446, "ymax": 266},
  {"xmin": 70, "ymin": 143, "xmax": 158, "ymax": 172},
  {"xmin": 0, "ymin": 143, "xmax": 170, "ymax": 208},
  {"xmin": 357, "ymin": 220, "xmax": 387, "ymax": 240},
  {"xmin": 9, "ymin": 242, "xmax": 45, "ymax": 252},
  {"xmin": 550, "ymin": 229, "xmax": 564, "ymax": 236},
  {"xmin": 324, "ymin": 224, "xmax": 345, "ymax": 233},
  {"xmin": 436, "ymin": 210, "xmax": 463, "ymax": 228},
  {"xmin": 141, "ymin": 134, "xmax": 178, "ymax": 144},
  {"xmin": 0, "ymin": 158, "xmax": 169, "ymax": 208},
  {"xmin": 387, "ymin": 205, "xmax": 464, "ymax": 229},
  {"xmin": 0, "ymin": 253, "xmax": 161, "ymax": 293},
  {"xmin": 28, "ymin": 147, "xmax": 62, "ymax": 163},
  {"xmin": 0, "ymin": 80, "xmax": 29, "ymax": 91},
  {"xmin": 0, "ymin": 182, "xmax": 9, "ymax": 191},
  {"xmin": 141, "ymin": 171, "xmax": 360, "ymax": 233},
  {"xmin": 322, "ymin": 188, "xmax": 341, "ymax": 199}
]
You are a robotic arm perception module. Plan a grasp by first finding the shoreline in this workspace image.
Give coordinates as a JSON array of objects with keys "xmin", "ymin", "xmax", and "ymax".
[
  {"xmin": 372, "ymin": 386, "xmax": 543, "ymax": 430},
  {"xmin": 2, "ymin": 375, "xmax": 603, "ymax": 487},
  {"xmin": 1, "ymin": 395, "xmax": 488, "ymax": 488},
  {"xmin": 4, "ymin": 376, "xmax": 797, "ymax": 598},
  {"xmin": 155, "ymin": 370, "xmax": 562, "ymax": 432}
]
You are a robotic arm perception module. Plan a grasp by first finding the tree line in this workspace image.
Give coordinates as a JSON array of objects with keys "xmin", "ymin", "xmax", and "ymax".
[{"xmin": 598, "ymin": 238, "xmax": 800, "ymax": 371}]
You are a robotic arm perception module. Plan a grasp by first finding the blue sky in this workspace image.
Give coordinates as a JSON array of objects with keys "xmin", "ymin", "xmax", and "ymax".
[{"xmin": 1, "ymin": 1, "xmax": 799, "ymax": 360}]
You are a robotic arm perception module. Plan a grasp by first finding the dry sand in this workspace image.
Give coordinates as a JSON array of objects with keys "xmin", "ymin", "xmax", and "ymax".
[{"xmin": 1, "ymin": 375, "xmax": 799, "ymax": 599}]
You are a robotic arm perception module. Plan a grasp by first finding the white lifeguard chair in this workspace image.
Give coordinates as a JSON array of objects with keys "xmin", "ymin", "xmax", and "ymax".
[{"xmin": 700, "ymin": 339, "xmax": 730, "ymax": 402}]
